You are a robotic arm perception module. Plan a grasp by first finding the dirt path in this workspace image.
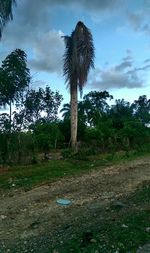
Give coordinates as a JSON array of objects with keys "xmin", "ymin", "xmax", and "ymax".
[{"xmin": 0, "ymin": 156, "xmax": 150, "ymax": 252}]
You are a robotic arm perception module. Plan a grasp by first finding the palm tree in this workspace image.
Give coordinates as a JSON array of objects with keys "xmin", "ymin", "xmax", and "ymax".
[
  {"xmin": 60, "ymin": 103, "xmax": 70, "ymax": 120},
  {"xmin": 0, "ymin": 0, "xmax": 16, "ymax": 38},
  {"xmin": 63, "ymin": 21, "xmax": 95, "ymax": 150}
]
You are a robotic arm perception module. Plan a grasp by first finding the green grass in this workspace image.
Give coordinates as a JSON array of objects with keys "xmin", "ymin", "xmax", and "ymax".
[
  {"xmin": 0, "ymin": 148, "xmax": 149, "ymax": 191},
  {"xmin": 55, "ymin": 183, "xmax": 150, "ymax": 253},
  {"xmin": 0, "ymin": 149, "xmax": 150, "ymax": 252},
  {"xmin": 0, "ymin": 157, "xmax": 110, "ymax": 191}
]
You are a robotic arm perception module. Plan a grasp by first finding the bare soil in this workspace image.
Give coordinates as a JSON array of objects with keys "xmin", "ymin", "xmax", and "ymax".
[{"xmin": 0, "ymin": 156, "xmax": 150, "ymax": 252}]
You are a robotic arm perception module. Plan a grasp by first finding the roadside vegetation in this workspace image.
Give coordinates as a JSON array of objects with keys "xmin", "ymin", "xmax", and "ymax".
[
  {"xmin": 0, "ymin": 49, "xmax": 150, "ymax": 167},
  {"xmin": 0, "ymin": 49, "xmax": 150, "ymax": 253},
  {"xmin": 0, "ymin": 6, "xmax": 150, "ymax": 253},
  {"xmin": 54, "ymin": 182, "xmax": 150, "ymax": 253},
  {"xmin": 0, "ymin": 148, "xmax": 149, "ymax": 192}
]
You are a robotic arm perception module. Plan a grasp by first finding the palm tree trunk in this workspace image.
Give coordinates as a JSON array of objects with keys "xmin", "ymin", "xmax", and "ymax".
[
  {"xmin": 70, "ymin": 84, "xmax": 78, "ymax": 150},
  {"xmin": 9, "ymin": 100, "xmax": 12, "ymax": 132}
]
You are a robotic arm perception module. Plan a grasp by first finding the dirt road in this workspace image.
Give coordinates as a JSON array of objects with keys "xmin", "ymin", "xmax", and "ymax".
[{"xmin": 0, "ymin": 157, "xmax": 150, "ymax": 252}]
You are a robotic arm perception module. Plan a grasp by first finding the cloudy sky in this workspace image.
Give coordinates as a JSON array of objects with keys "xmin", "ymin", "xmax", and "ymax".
[{"xmin": 0, "ymin": 0, "xmax": 150, "ymax": 104}]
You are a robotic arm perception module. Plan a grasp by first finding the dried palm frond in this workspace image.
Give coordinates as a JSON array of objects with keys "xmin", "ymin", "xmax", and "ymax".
[
  {"xmin": 0, "ymin": 0, "xmax": 16, "ymax": 38},
  {"xmin": 63, "ymin": 21, "xmax": 95, "ymax": 97}
]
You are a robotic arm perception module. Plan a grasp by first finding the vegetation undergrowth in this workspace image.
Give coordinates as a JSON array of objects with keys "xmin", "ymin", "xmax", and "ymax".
[
  {"xmin": 54, "ymin": 182, "xmax": 150, "ymax": 253},
  {"xmin": 0, "ymin": 145, "xmax": 149, "ymax": 192}
]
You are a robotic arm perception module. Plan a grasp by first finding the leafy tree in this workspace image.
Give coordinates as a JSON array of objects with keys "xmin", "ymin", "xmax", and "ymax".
[
  {"xmin": 63, "ymin": 21, "xmax": 95, "ymax": 149},
  {"xmin": 0, "ymin": 113, "xmax": 10, "ymax": 132},
  {"xmin": 0, "ymin": 67, "xmax": 6, "ymax": 108},
  {"xmin": 83, "ymin": 91, "xmax": 113, "ymax": 126},
  {"xmin": 0, "ymin": 49, "xmax": 30, "ymax": 129},
  {"xmin": 0, "ymin": 0, "xmax": 16, "ymax": 38},
  {"xmin": 133, "ymin": 95, "xmax": 150, "ymax": 125},
  {"xmin": 33, "ymin": 122, "xmax": 64, "ymax": 159},
  {"xmin": 43, "ymin": 86, "xmax": 63, "ymax": 121},
  {"xmin": 24, "ymin": 88, "xmax": 44, "ymax": 123},
  {"xmin": 12, "ymin": 110, "xmax": 27, "ymax": 132},
  {"xmin": 24, "ymin": 86, "xmax": 63, "ymax": 124},
  {"xmin": 109, "ymin": 99, "xmax": 134, "ymax": 130},
  {"xmin": 119, "ymin": 120, "xmax": 149, "ymax": 149}
]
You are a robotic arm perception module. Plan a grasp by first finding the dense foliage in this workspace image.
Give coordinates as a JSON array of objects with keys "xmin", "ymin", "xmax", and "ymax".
[{"xmin": 0, "ymin": 50, "xmax": 150, "ymax": 164}]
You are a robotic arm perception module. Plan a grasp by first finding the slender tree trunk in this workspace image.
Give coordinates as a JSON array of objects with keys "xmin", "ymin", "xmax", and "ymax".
[
  {"xmin": 54, "ymin": 138, "xmax": 57, "ymax": 149},
  {"xmin": 18, "ymin": 132, "xmax": 21, "ymax": 163},
  {"xmin": 70, "ymin": 84, "xmax": 78, "ymax": 150},
  {"xmin": 9, "ymin": 100, "xmax": 12, "ymax": 132}
]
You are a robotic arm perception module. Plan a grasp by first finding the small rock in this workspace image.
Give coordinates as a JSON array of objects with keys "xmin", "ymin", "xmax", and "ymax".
[
  {"xmin": 88, "ymin": 202, "xmax": 105, "ymax": 210},
  {"xmin": 145, "ymin": 227, "xmax": 150, "ymax": 233},
  {"xmin": 121, "ymin": 224, "xmax": 128, "ymax": 228},
  {"xmin": 90, "ymin": 238, "xmax": 97, "ymax": 243},
  {"xmin": 95, "ymin": 251, "xmax": 99, "ymax": 253},
  {"xmin": 1, "ymin": 215, "xmax": 7, "ymax": 220},
  {"xmin": 112, "ymin": 201, "xmax": 126, "ymax": 208}
]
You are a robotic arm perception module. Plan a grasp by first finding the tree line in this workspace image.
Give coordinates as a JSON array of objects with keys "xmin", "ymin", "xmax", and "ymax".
[
  {"xmin": 1, "ymin": 3, "xmax": 150, "ymax": 156},
  {"xmin": 0, "ymin": 49, "xmax": 150, "ymax": 164}
]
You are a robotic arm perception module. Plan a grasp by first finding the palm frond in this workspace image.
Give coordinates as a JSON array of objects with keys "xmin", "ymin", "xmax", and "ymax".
[
  {"xmin": 0, "ymin": 0, "xmax": 16, "ymax": 38},
  {"xmin": 60, "ymin": 103, "xmax": 70, "ymax": 119},
  {"xmin": 62, "ymin": 21, "xmax": 95, "ymax": 97},
  {"xmin": 60, "ymin": 103, "xmax": 70, "ymax": 113}
]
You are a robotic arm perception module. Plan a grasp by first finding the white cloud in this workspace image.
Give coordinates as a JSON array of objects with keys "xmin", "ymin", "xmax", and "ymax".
[
  {"xmin": 88, "ymin": 53, "xmax": 148, "ymax": 90},
  {"xmin": 29, "ymin": 30, "xmax": 64, "ymax": 74},
  {"xmin": 89, "ymin": 67, "xmax": 143, "ymax": 90},
  {"xmin": 0, "ymin": 0, "xmax": 125, "ymax": 74}
]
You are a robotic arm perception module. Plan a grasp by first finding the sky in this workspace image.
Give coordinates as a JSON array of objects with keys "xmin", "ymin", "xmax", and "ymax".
[{"xmin": 0, "ymin": 0, "xmax": 150, "ymax": 106}]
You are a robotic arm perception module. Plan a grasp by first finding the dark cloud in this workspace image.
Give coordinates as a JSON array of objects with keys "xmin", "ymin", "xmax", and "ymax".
[
  {"xmin": 29, "ymin": 30, "xmax": 64, "ymax": 74},
  {"xmin": 144, "ymin": 58, "xmax": 150, "ymax": 63},
  {"xmin": 20, "ymin": 0, "xmax": 122, "ymax": 14},
  {"xmin": 128, "ymin": 4, "xmax": 150, "ymax": 36},
  {"xmin": 89, "ymin": 68, "xmax": 143, "ymax": 90},
  {"xmin": 115, "ymin": 60, "xmax": 132, "ymax": 71},
  {"xmin": 72, "ymin": 0, "xmax": 122, "ymax": 13},
  {"xmin": 128, "ymin": 13, "xmax": 142, "ymax": 32},
  {"xmin": 3, "ymin": 0, "xmax": 122, "ymax": 38},
  {"xmin": 1, "ymin": 27, "xmax": 64, "ymax": 74},
  {"xmin": 122, "ymin": 56, "xmax": 132, "ymax": 62},
  {"xmin": 88, "ymin": 53, "xmax": 148, "ymax": 90},
  {"xmin": 135, "ymin": 64, "xmax": 150, "ymax": 71},
  {"xmin": 126, "ymin": 49, "xmax": 132, "ymax": 55},
  {"xmin": 0, "ymin": 0, "xmax": 122, "ymax": 74}
]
